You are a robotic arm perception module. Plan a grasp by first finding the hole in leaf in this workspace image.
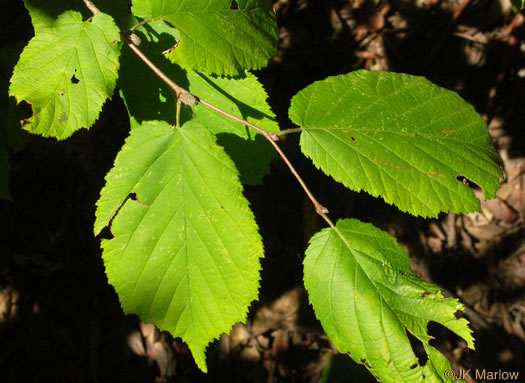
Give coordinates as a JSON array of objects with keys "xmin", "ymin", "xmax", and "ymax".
[
  {"xmin": 98, "ymin": 225, "xmax": 114, "ymax": 240},
  {"xmin": 427, "ymin": 320, "xmax": 459, "ymax": 349},
  {"xmin": 98, "ymin": 193, "xmax": 139, "ymax": 240},
  {"xmin": 410, "ymin": 363, "xmax": 418, "ymax": 369},
  {"xmin": 455, "ymin": 175, "xmax": 478, "ymax": 189},
  {"xmin": 71, "ymin": 74, "xmax": 79, "ymax": 84},
  {"xmin": 406, "ymin": 330, "xmax": 428, "ymax": 366},
  {"xmin": 420, "ymin": 291, "xmax": 432, "ymax": 298},
  {"xmin": 19, "ymin": 101, "xmax": 33, "ymax": 120},
  {"xmin": 230, "ymin": 0, "xmax": 239, "ymax": 9},
  {"xmin": 351, "ymin": 136, "xmax": 356, "ymax": 141}
]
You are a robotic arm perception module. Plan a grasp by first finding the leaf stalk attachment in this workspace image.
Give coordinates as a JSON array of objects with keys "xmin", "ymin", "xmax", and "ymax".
[{"xmin": 120, "ymin": 31, "xmax": 330, "ymax": 219}]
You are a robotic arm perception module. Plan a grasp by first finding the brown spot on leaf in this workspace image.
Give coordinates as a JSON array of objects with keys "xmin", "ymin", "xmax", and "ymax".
[{"xmin": 442, "ymin": 128, "xmax": 458, "ymax": 136}]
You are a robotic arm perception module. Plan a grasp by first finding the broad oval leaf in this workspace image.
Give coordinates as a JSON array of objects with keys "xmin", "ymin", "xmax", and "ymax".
[
  {"xmin": 289, "ymin": 71, "xmax": 502, "ymax": 218},
  {"xmin": 304, "ymin": 219, "xmax": 474, "ymax": 383},
  {"xmin": 131, "ymin": 0, "xmax": 278, "ymax": 76},
  {"xmin": 9, "ymin": 11, "xmax": 121, "ymax": 140},
  {"xmin": 95, "ymin": 120, "xmax": 263, "ymax": 372}
]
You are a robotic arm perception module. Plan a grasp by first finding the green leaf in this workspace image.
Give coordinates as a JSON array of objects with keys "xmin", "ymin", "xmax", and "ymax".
[
  {"xmin": 23, "ymin": 0, "xmax": 89, "ymax": 33},
  {"xmin": 190, "ymin": 70, "xmax": 279, "ymax": 137},
  {"xmin": 131, "ymin": 0, "xmax": 278, "ymax": 76},
  {"xmin": 9, "ymin": 11, "xmax": 121, "ymax": 140},
  {"xmin": 216, "ymin": 133, "xmax": 275, "ymax": 185},
  {"xmin": 304, "ymin": 219, "xmax": 474, "ymax": 383},
  {"xmin": 289, "ymin": 71, "xmax": 502, "ymax": 218},
  {"xmin": 117, "ymin": 20, "xmax": 182, "ymax": 128},
  {"xmin": 187, "ymin": 69, "xmax": 279, "ymax": 184},
  {"xmin": 119, "ymin": 20, "xmax": 279, "ymax": 136},
  {"xmin": 118, "ymin": 19, "xmax": 278, "ymax": 183},
  {"xmin": 23, "ymin": 0, "xmax": 134, "ymax": 32},
  {"xmin": 94, "ymin": 120, "xmax": 264, "ymax": 372}
]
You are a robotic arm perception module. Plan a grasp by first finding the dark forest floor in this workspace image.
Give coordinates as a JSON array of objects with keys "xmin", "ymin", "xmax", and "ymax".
[{"xmin": 1, "ymin": 0, "xmax": 525, "ymax": 382}]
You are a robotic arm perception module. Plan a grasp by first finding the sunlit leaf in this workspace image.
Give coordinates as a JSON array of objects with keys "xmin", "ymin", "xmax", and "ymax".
[
  {"xmin": 304, "ymin": 219, "xmax": 474, "ymax": 383},
  {"xmin": 9, "ymin": 11, "xmax": 121, "ymax": 139},
  {"xmin": 289, "ymin": 71, "xmax": 502, "ymax": 218},
  {"xmin": 94, "ymin": 120, "xmax": 263, "ymax": 372}
]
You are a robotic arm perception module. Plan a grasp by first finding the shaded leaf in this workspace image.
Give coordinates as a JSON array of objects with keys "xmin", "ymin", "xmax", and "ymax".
[
  {"xmin": 289, "ymin": 71, "xmax": 502, "ymax": 218},
  {"xmin": 216, "ymin": 132, "xmax": 275, "ymax": 184},
  {"xmin": 23, "ymin": 0, "xmax": 88, "ymax": 33},
  {"xmin": 304, "ymin": 219, "xmax": 473, "ymax": 383},
  {"xmin": 118, "ymin": 20, "xmax": 183, "ymax": 128},
  {"xmin": 190, "ymin": 70, "xmax": 279, "ymax": 138},
  {"xmin": 23, "ymin": 0, "xmax": 134, "ymax": 32},
  {"xmin": 131, "ymin": 0, "xmax": 278, "ymax": 75},
  {"xmin": 94, "ymin": 120, "xmax": 263, "ymax": 372},
  {"xmin": 118, "ymin": 20, "xmax": 278, "ymax": 183}
]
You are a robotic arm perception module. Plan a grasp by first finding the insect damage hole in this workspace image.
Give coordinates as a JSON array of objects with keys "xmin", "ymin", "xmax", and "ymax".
[
  {"xmin": 71, "ymin": 74, "xmax": 80, "ymax": 84},
  {"xmin": 406, "ymin": 330, "xmax": 428, "ymax": 367},
  {"xmin": 455, "ymin": 175, "xmax": 476, "ymax": 187},
  {"xmin": 97, "ymin": 192, "xmax": 140, "ymax": 240}
]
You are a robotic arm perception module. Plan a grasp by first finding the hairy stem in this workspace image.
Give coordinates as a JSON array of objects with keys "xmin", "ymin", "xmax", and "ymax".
[
  {"xmin": 175, "ymin": 99, "xmax": 182, "ymax": 128},
  {"xmin": 121, "ymin": 31, "xmax": 330, "ymax": 217},
  {"xmin": 274, "ymin": 127, "xmax": 304, "ymax": 136},
  {"xmin": 196, "ymin": 99, "xmax": 279, "ymax": 140},
  {"xmin": 130, "ymin": 18, "xmax": 157, "ymax": 32},
  {"xmin": 123, "ymin": 36, "xmax": 195, "ymax": 104}
]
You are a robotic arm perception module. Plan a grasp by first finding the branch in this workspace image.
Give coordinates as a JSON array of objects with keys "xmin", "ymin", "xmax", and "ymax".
[
  {"xmin": 123, "ymin": 35, "xmax": 196, "ymax": 106},
  {"xmin": 83, "ymin": 0, "xmax": 100, "ymax": 15},
  {"xmin": 122, "ymin": 33, "xmax": 330, "ymax": 217}
]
